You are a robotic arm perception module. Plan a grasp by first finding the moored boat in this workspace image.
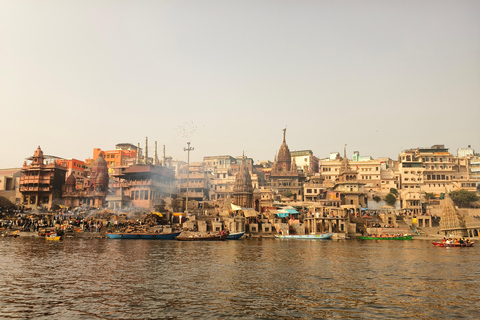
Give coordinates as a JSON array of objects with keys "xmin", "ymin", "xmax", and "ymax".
[
  {"xmin": 432, "ymin": 241, "xmax": 474, "ymax": 247},
  {"xmin": 45, "ymin": 232, "xmax": 61, "ymax": 241},
  {"xmin": 226, "ymin": 231, "xmax": 245, "ymax": 240},
  {"xmin": 175, "ymin": 232, "xmax": 228, "ymax": 241},
  {"xmin": 275, "ymin": 233, "xmax": 334, "ymax": 240},
  {"xmin": 359, "ymin": 235, "xmax": 412, "ymax": 240},
  {"xmin": 106, "ymin": 232, "xmax": 181, "ymax": 240}
]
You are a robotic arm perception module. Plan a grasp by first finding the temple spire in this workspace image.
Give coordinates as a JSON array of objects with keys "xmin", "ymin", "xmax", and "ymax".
[{"xmin": 283, "ymin": 128, "xmax": 287, "ymax": 142}]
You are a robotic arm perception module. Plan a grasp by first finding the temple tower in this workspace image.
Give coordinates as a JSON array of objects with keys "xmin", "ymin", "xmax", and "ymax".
[{"xmin": 233, "ymin": 154, "xmax": 253, "ymax": 208}]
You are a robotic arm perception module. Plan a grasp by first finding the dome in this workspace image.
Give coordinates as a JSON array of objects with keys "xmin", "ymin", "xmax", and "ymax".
[{"xmin": 92, "ymin": 154, "xmax": 108, "ymax": 176}]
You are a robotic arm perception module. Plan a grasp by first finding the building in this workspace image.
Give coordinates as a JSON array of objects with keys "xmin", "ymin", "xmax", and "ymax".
[
  {"xmin": 332, "ymin": 148, "xmax": 367, "ymax": 217},
  {"xmin": 232, "ymin": 156, "xmax": 254, "ymax": 208},
  {"xmin": 19, "ymin": 146, "xmax": 67, "ymax": 209},
  {"xmin": 203, "ymin": 155, "xmax": 238, "ymax": 173},
  {"xmin": 63, "ymin": 154, "xmax": 110, "ymax": 208},
  {"xmin": 269, "ymin": 129, "xmax": 304, "ymax": 201},
  {"xmin": 457, "ymin": 145, "xmax": 475, "ymax": 158},
  {"xmin": 56, "ymin": 158, "xmax": 86, "ymax": 187},
  {"xmin": 177, "ymin": 162, "xmax": 210, "ymax": 205},
  {"xmin": 0, "ymin": 168, "xmax": 22, "ymax": 205},
  {"xmin": 291, "ymin": 150, "xmax": 319, "ymax": 174},
  {"xmin": 108, "ymin": 162, "xmax": 176, "ymax": 210}
]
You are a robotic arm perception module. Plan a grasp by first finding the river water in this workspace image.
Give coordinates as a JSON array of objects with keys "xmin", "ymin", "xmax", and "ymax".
[{"xmin": 0, "ymin": 237, "xmax": 478, "ymax": 319}]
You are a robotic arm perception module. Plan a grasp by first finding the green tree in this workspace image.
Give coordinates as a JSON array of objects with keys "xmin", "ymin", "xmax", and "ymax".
[
  {"xmin": 389, "ymin": 188, "xmax": 398, "ymax": 197},
  {"xmin": 283, "ymin": 191, "xmax": 293, "ymax": 198},
  {"xmin": 385, "ymin": 193, "xmax": 397, "ymax": 206},
  {"xmin": 373, "ymin": 195, "xmax": 381, "ymax": 203},
  {"xmin": 424, "ymin": 193, "xmax": 436, "ymax": 201},
  {"xmin": 449, "ymin": 190, "xmax": 479, "ymax": 208}
]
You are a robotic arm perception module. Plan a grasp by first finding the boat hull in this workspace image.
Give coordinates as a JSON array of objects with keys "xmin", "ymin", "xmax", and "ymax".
[
  {"xmin": 106, "ymin": 232, "xmax": 181, "ymax": 240},
  {"xmin": 275, "ymin": 233, "xmax": 333, "ymax": 240},
  {"xmin": 226, "ymin": 231, "xmax": 245, "ymax": 240},
  {"xmin": 176, "ymin": 234, "xmax": 228, "ymax": 241},
  {"xmin": 432, "ymin": 241, "xmax": 474, "ymax": 247},
  {"xmin": 359, "ymin": 235, "xmax": 412, "ymax": 240},
  {"xmin": 46, "ymin": 236, "xmax": 61, "ymax": 241}
]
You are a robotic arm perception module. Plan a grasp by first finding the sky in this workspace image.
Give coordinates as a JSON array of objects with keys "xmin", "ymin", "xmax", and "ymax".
[{"xmin": 1, "ymin": 0, "xmax": 479, "ymax": 168}]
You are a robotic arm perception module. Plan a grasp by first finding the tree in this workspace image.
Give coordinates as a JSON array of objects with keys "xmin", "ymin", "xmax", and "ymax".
[
  {"xmin": 283, "ymin": 191, "xmax": 293, "ymax": 198},
  {"xmin": 385, "ymin": 193, "xmax": 397, "ymax": 206},
  {"xmin": 424, "ymin": 193, "xmax": 436, "ymax": 201},
  {"xmin": 389, "ymin": 188, "xmax": 398, "ymax": 197},
  {"xmin": 449, "ymin": 190, "xmax": 479, "ymax": 208},
  {"xmin": 373, "ymin": 195, "xmax": 381, "ymax": 203}
]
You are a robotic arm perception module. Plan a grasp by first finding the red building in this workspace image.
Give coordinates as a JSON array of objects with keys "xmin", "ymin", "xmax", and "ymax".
[{"xmin": 19, "ymin": 146, "xmax": 67, "ymax": 209}]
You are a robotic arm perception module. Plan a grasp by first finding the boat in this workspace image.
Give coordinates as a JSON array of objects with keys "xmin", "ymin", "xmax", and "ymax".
[
  {"xmin": 275, "ymin": 233, "xmax": 334, "ymax": 240},
  {"xmin": 45, "ymin": 232, "xmax": 61, "ymax": 241},
  {"xmin": 175, "ymin": 233, "xmax": 229, "ymax": 241},
  {"xmin": 359, "ymin": 235, "xmax": 412, "ymax": 240},
  {"xmin": 106, "ymin": 232, "xmax": 181, "ymax": 240},
  {"xmin": 226, "ymin": 231, "xmax": 245, "ymax": 240},
  {"xmin": 46, "ymin": 235, "xmax": 61, "ymax": 241},
  {"xmin": 432, "ymin": 241, "xmax": 474, "ymax": 247}
]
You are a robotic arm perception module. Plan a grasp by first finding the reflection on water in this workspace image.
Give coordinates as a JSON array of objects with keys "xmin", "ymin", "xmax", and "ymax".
[{"xmin": 0, "ymin": 238, "xmax": 479, "ymax": 319}]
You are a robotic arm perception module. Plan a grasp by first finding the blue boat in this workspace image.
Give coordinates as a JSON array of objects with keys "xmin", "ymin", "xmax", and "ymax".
[
  {"xmin": 226, "ymin": 231, "xmax": 245, "ymax": 240},
  {"xmin": 106, "ymin": 232, "xmax": 181, "ymax": 240},
  {"xmin": 275, "ymin": 233, "xmax": 334, "ymax": 240}
]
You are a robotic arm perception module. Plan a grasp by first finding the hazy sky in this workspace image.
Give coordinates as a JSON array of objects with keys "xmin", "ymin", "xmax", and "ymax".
[{"xmin": 1, "ymin": 0, "xmax": 479, "ymax": 168}]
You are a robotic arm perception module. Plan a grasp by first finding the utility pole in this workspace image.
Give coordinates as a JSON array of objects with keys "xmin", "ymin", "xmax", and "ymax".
[{"xmin": 184, "ymin": 142, "xmax": 194, "ymax": 214}]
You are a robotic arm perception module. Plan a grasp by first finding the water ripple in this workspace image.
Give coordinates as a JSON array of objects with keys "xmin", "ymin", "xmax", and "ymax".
[{"xmin": 0, "ymin": 238, "xmax": 479, "ymax": 319}]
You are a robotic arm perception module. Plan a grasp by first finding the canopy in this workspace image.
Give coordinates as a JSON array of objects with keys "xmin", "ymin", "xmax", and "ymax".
[
  {"xmin": 151, "ymin": 212, "xmax": 163, "ymax": 217},
  {"xmin": 243, "ymin": 208, "xmax": 259, "ymax": 217},
  {"xmin": 276, "ymin": 213, "xmax": 290, "ymax": 218},
  {"xmin": 285, "ymin": 209, "xmax": 299, "ymax": 214},
  {"xmin": 172, "ymin": 212, "xmax": 185, "ymax": 217},
  {"xmin": 231, "ymin": 204, "xmax": 242, "ymax": 211}
]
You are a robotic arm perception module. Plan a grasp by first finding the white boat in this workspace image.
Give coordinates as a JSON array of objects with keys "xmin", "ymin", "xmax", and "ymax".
[{"xmin": 275, "ymin": 233, "xmax": 334, "ymax": 240}]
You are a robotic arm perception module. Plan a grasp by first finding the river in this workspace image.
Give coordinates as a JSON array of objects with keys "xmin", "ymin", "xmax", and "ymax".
[{"xmin": 0, "ymin": 237, "xmax": 478, "ymax": 319}]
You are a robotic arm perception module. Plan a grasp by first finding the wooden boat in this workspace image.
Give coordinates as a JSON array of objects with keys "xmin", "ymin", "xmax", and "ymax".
[
  {"xmin": 275, "ymin": 233, "xmax": 334, "ymax": 240},
  {"xmin": 432, "ymin": 241, "xmax": 474, "ymax": 247},
  {"xmin": 175, "ymin": 233, "xmax": 229, "ymax": 241},
  {"xmin": 106, "ymin": 232, "xmax": 181, "ymax": 240},
  {"xmin": 226, "ymin": 231, "xmax": 245, "ymax": 240},
  {"xmin": 359, "ymin": 235, "xmax": 412, "ymax": 240},
  {"xmin": 46, "ymin": 235, "xmax": 61, "ymax": 241},
  {"xmin": 46, "ymin": 233, "xmax": 61, "ymax": 241},
  {"xmin": 2, "ymin": 230, "xmax": 20, "ymax": 238}
]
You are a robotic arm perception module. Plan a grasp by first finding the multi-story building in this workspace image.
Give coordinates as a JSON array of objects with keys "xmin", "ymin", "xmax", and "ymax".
[
  {"xmin": 0, "ymin": 168, "xmax": 22, "ymax": 205},
  {"xmin": 469, "ymin": 156, "xmax": 480, "ymax": 180},
  {"xmin": 398, "ymin": 145, "xmax": 480, "ymax": 214},
  {"xmin": 177, "ymin": 162, "xmax": 210, "ymax": 204},
  {"xmin": 291, "ymin": 150, "xmax": 319, "ymax": 174},
  {"xmin": 56, "ymin": 158, "xmax": 86, "ymax": 187},
  {"xmin": 108, "ymin": 162, "xmax": 176, "ymax": 210},
  {"xmin": 320, "ymin": 152, "xmax": 393, "ymax": 195},
  {"xmin": 90, "ymin": 147, "xmax": 137, "ymax": 169},
  {"xmin": 203, "ymin": 155, "xmax": 237, "ymax": 173},
  {"xmin": 332, "ymin": 151, "xmax": 367, "ymax": 217},
  {"xmin": 19, "ymin": 146, "xmax": 67, "ymax": 209},
  {"xmin": 398, "ymin": 148, "xmax": 424, "ymax": 214}
]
